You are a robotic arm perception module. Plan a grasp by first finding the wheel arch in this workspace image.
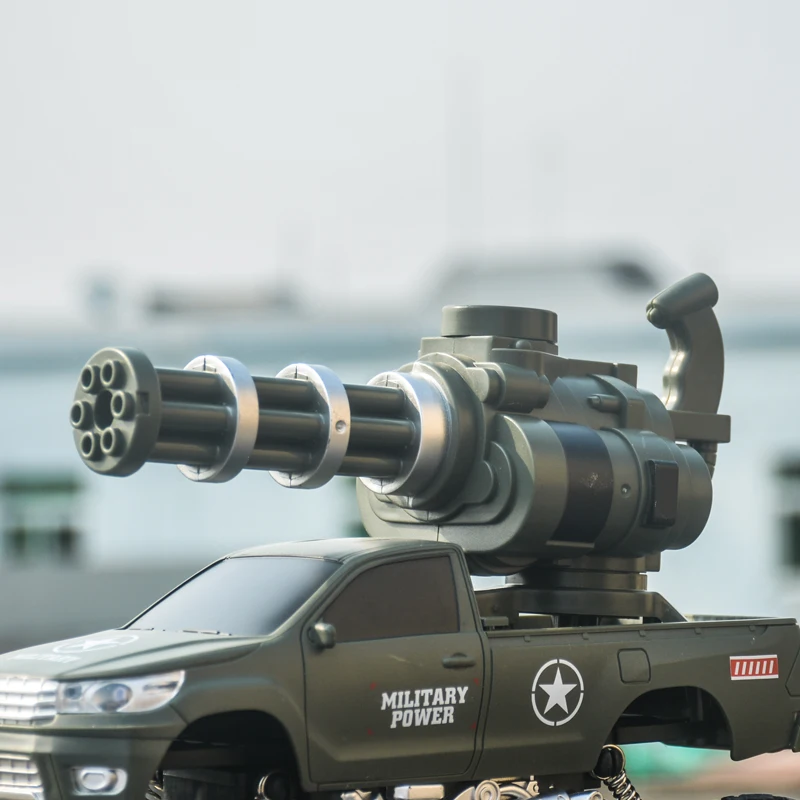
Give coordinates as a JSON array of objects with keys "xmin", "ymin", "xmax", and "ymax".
[
  {"xmin": 606, "ymin": 684, "xmax": 733, "ymax": 751},
  {"xmin": 160, "ymin": 709, "xmax": 311, "ymax": 789}
]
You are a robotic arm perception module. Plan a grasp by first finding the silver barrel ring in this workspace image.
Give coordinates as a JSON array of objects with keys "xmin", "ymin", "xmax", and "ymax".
[
  {"xmin": 360, "ymin": 371, "xmax": 450, "ymax": 497},
  {"xmin": 177, "ymin": 355, "xmax": 259, "ymax": 483},
  {"xmin": 270, "ymin": 363, "xmax": 351, "ymax": 489}
]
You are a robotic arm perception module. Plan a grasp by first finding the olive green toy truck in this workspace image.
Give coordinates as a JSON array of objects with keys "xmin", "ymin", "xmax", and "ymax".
[{"xmin": 1, "ymin": 274, "xmax": 798, "ymax": 800}]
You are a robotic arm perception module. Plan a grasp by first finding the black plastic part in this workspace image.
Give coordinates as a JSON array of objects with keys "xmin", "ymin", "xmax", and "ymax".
[
  {"xmin": 250, "ymin": 446, "xmax": 402, "ymax": 479},
  {"xmin": 255, "ymin": 378, "xmax": 403, "ymax": 419},
  {"xmin": 348, "ymin": 416, "xmax": 415, "ymax": 450},
  {"xmin": 157, "ymin": 368, "xmax": 226, "ymax": 402},
  {"xmin": 160, "ymin": 402, "xmax": 230, "ymax": 435},
  {"xmin": 256, "ymin": 409, "xmax": 324, "ymax": 444},
  {"xmin": 338, "ymin": 453, "xmax": 403, "ymax": 478},
  {"xmin": 151, "ymin": 440, "xmax": 219, "ymax": 466},
  {"xmin": 253, "ymin": 376, "xmax": 317, "ymax": 409},
  {"xmin": 344, "ymin": 384, "xmax": 406, "ymax": 416},
  {"xmin": 248, "ymin": 446, "xmax": 309, "ymax": 472},
  {"xmin": 591, "ymin": 745, "xmax": 624, "ymax": 781},
  {"xmin": 645, "ymin": 460, "xmax": 679, "ymax": 528},
  {"xmin": 549, "ymin": 423, "xmax": 614, "ymax": 544}
]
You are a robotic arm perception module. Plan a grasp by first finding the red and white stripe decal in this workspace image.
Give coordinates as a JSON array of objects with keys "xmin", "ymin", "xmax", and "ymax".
[{"xmin": 730, "ymin": 655, "xmax": 779, "ymax": 680}]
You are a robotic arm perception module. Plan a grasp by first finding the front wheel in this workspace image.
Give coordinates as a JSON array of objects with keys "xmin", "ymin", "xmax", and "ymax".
[{"xmin": 156, "ymin": 768, "xmax": 301, "ymax": 800}]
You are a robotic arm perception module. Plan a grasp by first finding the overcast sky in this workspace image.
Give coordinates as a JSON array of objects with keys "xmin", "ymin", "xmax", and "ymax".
[{"xmin": 1, "ymin": 1, "xmax": 799, "ymax": 325}]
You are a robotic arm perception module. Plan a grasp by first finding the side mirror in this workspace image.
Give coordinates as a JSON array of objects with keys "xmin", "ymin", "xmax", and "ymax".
[{"xmin": 308, "ymin": 621, "xmax": 337, "ymax": 650}]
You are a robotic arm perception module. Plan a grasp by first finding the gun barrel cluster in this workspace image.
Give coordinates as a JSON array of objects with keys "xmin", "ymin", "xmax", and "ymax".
[{"xmin": 71, "ymin": 348, "xmax": 425, "ymax": 485}]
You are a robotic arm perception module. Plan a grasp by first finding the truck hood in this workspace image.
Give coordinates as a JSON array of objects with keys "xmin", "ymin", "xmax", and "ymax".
[{"xmin": 0, "ymin": 629, "xmax": 262, "ymax": 680}]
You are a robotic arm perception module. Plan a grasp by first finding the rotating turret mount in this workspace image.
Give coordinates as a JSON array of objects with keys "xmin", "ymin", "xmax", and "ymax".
[{"xmin": 71, "ymin": 273, "xmax": 730, "ymax": 577}]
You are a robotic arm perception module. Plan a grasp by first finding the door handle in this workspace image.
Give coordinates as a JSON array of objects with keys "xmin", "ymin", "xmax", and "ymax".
[{"xmin": 442, "ymin": 653, "xmax": 476, "ymax": 669}]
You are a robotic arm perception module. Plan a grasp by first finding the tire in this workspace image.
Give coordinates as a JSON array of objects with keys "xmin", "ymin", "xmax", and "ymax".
[{"xmin": 721, "ymin": 795, "xmax": 797, "ymax": 799}]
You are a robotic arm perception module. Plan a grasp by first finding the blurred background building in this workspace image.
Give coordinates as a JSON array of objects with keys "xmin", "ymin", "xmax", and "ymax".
[{"xmin": 2, "ymin": 1, "xmax": 800, "ymax": 792}]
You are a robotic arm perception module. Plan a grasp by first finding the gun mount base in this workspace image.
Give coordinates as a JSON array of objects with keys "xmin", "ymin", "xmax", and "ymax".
[{"xmin": 476, "ymin": 585, "xmax": 685, "ymax": 626}]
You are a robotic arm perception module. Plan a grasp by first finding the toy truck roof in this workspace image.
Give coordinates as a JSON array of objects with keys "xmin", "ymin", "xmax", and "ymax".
[{"xmin": 227, "ymin": 537, "xmax": 456, "ymax": 562}]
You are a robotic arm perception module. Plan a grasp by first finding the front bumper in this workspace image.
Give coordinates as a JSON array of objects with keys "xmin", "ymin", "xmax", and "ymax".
[{"xmin": 0, "ymin": 731, "xmax": 171, "ymax": 800}]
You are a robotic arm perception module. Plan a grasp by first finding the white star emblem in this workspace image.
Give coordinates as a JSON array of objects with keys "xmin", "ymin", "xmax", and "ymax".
[
  {"xmin": 531, "ymin": 658, "xmax": 585, "ymax": 727},
  {"xmin": 540, "ymin": 667, "xmax": 577, "ymax": 714}
]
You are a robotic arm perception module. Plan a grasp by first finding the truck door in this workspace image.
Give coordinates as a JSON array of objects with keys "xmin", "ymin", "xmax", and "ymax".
[{"xmin": 303, "ymin": 553, "xmax": 484, "ymax": 785}]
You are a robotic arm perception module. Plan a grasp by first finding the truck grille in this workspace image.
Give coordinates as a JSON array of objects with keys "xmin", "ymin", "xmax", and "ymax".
[
  {"xmin": 0, "ymin": 754, "xmax": 44, "ymax": 800},
  {"xmin": 0, "ymin": 677, "xmax": 57, "ymax": 726}
]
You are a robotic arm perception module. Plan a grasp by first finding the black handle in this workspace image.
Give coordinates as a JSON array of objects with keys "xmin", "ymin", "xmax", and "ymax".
[
  {"xmin": 646, "ymin": 272, "xmax": 724, "ymax": 414},
  {"xmin": 442, "ymin": 653, "xmax": 476, "ymax": 669}
]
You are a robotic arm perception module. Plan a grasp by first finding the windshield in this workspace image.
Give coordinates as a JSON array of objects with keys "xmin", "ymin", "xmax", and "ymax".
[{"xmin": 129, "ymin": 556, "xmax": 339, "ymax": 636}]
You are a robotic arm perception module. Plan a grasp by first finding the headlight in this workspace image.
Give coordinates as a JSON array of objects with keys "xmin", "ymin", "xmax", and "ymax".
[{"xmin": 56, "ymin": 671, "xmax": 185, "ymax": 714}]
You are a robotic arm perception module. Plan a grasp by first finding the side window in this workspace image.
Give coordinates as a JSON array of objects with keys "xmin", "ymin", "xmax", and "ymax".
[{"xmin": 323, "ymin": 556, "xmax": 459, "ymax": 642}]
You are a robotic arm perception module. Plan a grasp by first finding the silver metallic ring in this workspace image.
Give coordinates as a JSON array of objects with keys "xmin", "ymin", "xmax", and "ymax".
[
  {"xmin": 360, "ymin": 371, "xmax": 450, "ymax": 497},
  {"xmin": 270, "ymin": 363, "xmax": 351, "ymax": 489},
  {"xmin": 177, "ymin": 355, "xmax": 259, "ymax": 483}
]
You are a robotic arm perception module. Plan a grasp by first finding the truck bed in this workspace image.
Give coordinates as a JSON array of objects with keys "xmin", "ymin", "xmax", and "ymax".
[{"xmin": 475, "ymin": 611, "xmax": 800, "ymax": 779}]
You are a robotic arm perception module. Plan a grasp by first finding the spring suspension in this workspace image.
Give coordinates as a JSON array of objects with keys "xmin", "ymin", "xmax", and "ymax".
[
  {"xmin": 255, "ymin": 770, "xmax": 296, "ymax": 800},
  {"xmin": 591, "ymin": 744, "xmax": 642, "ymax": 800},
  {"xmin": 145, "ymin": 772, "xmax": 164, "ymax": 800}
]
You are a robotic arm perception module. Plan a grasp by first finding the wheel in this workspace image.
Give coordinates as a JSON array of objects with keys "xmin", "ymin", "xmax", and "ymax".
[
  {"xmin": 721, "ymin": 795, "xmax": 797, "ymax": 799},
  {"xmin": 158, "ymin": 769, "xmax": 302, "ymax": 800}
]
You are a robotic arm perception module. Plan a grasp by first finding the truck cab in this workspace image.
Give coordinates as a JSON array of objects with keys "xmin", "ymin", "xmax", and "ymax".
[{"xmin": 0, "ymin": 539, "xmax": 487, "ymax": 800}]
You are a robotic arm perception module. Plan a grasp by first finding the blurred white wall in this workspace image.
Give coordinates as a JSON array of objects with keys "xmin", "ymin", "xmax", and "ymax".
[
  {"xmin": 2, "ymin": 1, "xmax": 800, "ymax": 650},
  {"xmin": 1, "ymin": 0, "xmax": 800, "ymax": 325}
]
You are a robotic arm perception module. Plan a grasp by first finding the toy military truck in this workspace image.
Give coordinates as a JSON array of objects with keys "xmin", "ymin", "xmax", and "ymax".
[{"xmin": 1, "ymin": 273, "xmax": 799, "ymax": 800}]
